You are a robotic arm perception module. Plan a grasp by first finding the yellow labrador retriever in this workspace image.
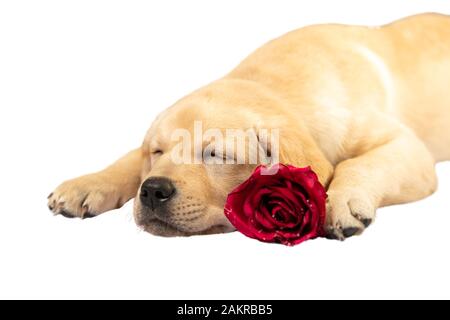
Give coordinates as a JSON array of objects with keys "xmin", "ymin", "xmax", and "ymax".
[{"xmin": 48, "ymin": 13, "xmax": 450, "ymax": 240}]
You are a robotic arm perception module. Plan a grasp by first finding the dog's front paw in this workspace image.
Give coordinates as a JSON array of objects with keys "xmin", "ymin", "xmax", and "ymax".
[
  {"xmin": 48, "ymin": 174, "xmax": 122, "ymax": 219},
  {"xmin": 324, "ymin": 189, "xmax": 376, "ymax": 241}
]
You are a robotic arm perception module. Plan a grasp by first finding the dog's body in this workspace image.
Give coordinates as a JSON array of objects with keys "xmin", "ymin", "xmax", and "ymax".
[{"xmin": 48, "ymin": 13, "xmax": 450, "ymax": 240}]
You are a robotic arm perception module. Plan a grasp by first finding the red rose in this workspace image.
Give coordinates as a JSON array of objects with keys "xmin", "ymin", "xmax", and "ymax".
[{"xmin": 224, "ymin": 164, "xmax": 327, "ymax": 246}]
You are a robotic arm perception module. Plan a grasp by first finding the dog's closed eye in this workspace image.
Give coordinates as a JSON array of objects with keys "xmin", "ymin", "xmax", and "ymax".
[{"xmin": 210, "ymin": 150, "xmax": 224, "ymax": 159}]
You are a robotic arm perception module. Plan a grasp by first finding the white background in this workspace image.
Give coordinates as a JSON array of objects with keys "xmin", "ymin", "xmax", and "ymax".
[{"xmin": 0, "ymin": 0, "xmax": 449, "ymax": 300}]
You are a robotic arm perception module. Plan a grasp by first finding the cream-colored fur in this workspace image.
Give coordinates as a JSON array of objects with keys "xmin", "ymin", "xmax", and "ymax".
[{"xmin": 48, "ymin": 13, "xmax": 450, "ymax": 240}]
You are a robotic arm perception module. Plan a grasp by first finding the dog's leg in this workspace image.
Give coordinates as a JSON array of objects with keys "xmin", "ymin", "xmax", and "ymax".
[
  {"xmin": 325, "ymin": 129, "xmax": 438, "ymax": 240},
  {"xmin": 48, "ymin": 148, "xmax": 144, "ymax": 219}
]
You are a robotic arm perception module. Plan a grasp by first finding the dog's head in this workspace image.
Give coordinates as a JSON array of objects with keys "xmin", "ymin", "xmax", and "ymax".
[{"xmin": 134, "ymin": 80, "xmax": 333, "ymax": 236}]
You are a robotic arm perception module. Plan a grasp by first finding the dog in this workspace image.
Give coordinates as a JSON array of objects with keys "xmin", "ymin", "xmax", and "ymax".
[{"xmin": 48, "ymin": 13, "xmax": 450, "ymax": 240}]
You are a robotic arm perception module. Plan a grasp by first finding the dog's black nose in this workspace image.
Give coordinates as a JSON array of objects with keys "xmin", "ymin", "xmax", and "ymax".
[{"xmin": 140, "ymin": 177, "xmax": 176, "ymax": 210}]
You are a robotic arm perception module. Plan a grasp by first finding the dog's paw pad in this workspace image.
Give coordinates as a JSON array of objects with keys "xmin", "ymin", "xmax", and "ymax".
[
  {"xmin": 325, "ymin": 190, "xmax": 376, "ymax": 240},
  {"xmin": 361, "ymin": 218, "xmax": 372, "ymax": 228},
  {"xmin": 342, "ymin": 227, "xmax": 361, "ymax": 238},
  {"xmin": 325, "ymin": 223, "xmax": 345, "ymax": 241},
  {"xmin": 59, "ymin": 210, "xmax": 76, "ymax": 219},
  {"xmin": 82, "ymin": 212, "xmax": 97, "ymax": 219}
]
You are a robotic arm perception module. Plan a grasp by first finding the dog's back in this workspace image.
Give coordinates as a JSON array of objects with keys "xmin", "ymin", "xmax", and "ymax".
[
  {"xmin": 383, "ymin": 13, "xmax": 450, "ymax": 160},
  {"xmin": 228, "ymin": 13, "xmax": 450, "ymax": 161}
]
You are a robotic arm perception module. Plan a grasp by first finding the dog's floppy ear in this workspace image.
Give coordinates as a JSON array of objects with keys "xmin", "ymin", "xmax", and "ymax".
[
  {"xmin": 281, "ymin": 130, "xmax": 333, "ymax": 186},
  {"xmin": 257, "ymin": 120, "xmax": 334, "ymax": 187}
]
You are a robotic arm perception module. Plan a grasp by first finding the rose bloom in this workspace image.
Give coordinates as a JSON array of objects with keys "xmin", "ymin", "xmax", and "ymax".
[{"xmin": 224, "ymin": 164, "xmax": 327, "ymax": 246}]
